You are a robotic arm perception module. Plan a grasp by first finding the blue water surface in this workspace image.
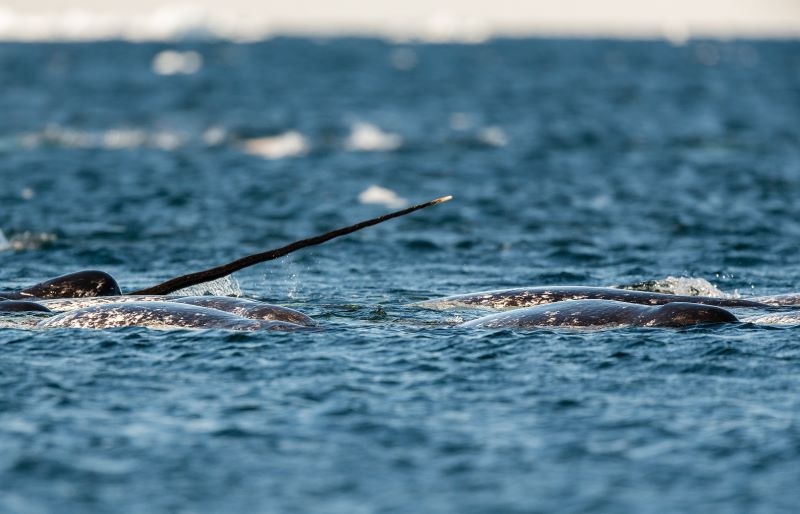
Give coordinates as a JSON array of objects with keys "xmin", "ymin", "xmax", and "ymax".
[{"xmin": 1, "ymin": 38, "xmax": 800, "ymax": 513}]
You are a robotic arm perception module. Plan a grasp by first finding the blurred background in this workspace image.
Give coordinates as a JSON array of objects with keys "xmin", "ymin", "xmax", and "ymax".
[{"xmin": 2, "ymin": 0, "xmax": 799, "ymax": 41}]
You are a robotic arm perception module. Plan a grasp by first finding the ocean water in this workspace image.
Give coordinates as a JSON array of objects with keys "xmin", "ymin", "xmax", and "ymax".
[{"xmin": 1, "ymin": 38, "xmax": 800, "ymax": 513}]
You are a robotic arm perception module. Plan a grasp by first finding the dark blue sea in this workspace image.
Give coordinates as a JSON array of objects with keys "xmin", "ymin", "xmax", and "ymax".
[{"xmin": 1, "ymin": 38, "xmax": 800, "ymax": 513}]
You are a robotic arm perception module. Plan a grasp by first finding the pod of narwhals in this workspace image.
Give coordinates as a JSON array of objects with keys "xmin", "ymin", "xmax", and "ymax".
[
  {"xmin": 0, "ymin": 272, "xmax": 316, "ymax": 331},
  {"xmin": 2, "ymin": 196, "xmax": 457, "ymax": 331},
  {"xmin": 413, "ymin": 284, "xmax": 800, "ymax": 329},
  {"xmin": 3, "ymin": 197, "xmax": 800, "ymax": 330},
  {"xmin": 3, "ymin": 271, "xmax": 800, "ymax": 331}
]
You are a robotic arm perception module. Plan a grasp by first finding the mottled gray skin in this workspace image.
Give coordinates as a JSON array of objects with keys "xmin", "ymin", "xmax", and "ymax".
[
  {"xmin": 460, "ymin": 300, "xmax": 739, "ymax": 329},
  {"xmin": 172, "ymin": 296, "xmax": 315, "ymax": 326},
  {"xmin": 39, "ymin": 295, "xmax": 316, "ymax": 327},
  {"xmin": 0, "ymin": 270, "xmax": 121, "ymax": 299},
  {"xmin": 38, "ymin": 302, "xmax": 308, "ymax": 331},
  {"xmin": 39, "ymin": 295, "xmax": 181, "ymax": 312},
  {"xmin": 416, "ymin": 286, "xmax": 768, "ymax": 311},
  {"xmin": 0, "ymin": 299, "xmax": 52, "ymax": 313}
]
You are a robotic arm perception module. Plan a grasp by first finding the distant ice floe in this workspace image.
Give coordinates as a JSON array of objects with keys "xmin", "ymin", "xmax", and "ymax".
[
  {"xmin": 421, "ymin": 12, "xmax": 490, "ymax": 43},
  {"xmin": 151, "ymin": 50, "xmax": 203, "ymax": 75},
  {"xmin": 0, "ymin": 5, "xmax": 492, "ymax": 43},
  {"xmin": 242, "ymin": 132, "xmax": 309, "ymax": 160},
  {"xmin": 2, "ymin": 4, "xmax": 800, "ymax": 43},
  {"xmin": 358, "ymin": 186, "xmax": 408, "ymax": 209},
  {"xmin": 345, "ymin": 122, "xmax": 402, "ymax": 152},
  {"xmin": 0, "ymin": 5, "xmax": 269, "ymax": 42}
]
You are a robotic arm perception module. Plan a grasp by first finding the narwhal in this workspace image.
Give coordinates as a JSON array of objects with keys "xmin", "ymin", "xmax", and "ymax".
[
  {"xmin": 458, "ymin": 299, "xmax": 740, "ymax": 329},
  {"xmin": 1, "ymin": 196, "xmax": 452, "ymax": 330},
  {"xmin": 414, "ymin": 285, "xmax": 800, "ymax": 329}
]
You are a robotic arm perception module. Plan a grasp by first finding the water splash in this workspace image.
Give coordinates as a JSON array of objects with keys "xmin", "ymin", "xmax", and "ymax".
[
  {"xmin": 172, "ymin": 275, "xmax": 242, "ymax": 297},
  {"xmin": 618, "ymin": 276, "xmax": 731, "ymax": 298}
]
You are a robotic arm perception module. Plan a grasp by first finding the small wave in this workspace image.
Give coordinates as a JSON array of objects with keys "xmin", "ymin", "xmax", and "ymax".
[
  {"xmin": 477, "ymin": 126, "xmax": 509, "ymax": 147},
  {"xmin": 358, "ymin": 186, "xmax": 408, "ymax": 209},
  {"xmin": 0, "ymin": 230, "xmax": 57, "ymax": 251},
  {"xmin": 242, "ymin": 131, "xmax": 309, "ymax": 160},
  {"xmin": 345, "ymin": 122, "xmax": 402, "ymax": 152},
  {"xmin": 389, "ymin": 48, "xmax": 417, "ymax": 70},
  {"xmin": 449, "ymin": 112, "xmax": 474, "ymax": 131},
  {"xmin": 202, "ymin": 126, "xmax": 228, "ymax": 146},
  {"xmin": 19, "ymin": 125, "xmax": 187, "ymax": 151},
  {"xmin": 14, "ymin": 124, "xmax": 237, "ymax": 151},
  {"xmin": 0, "ymin": 6, "xmax": 491, "ymax": 43},
  {"xmin": 741, "ymin": 312, "xmax": 800, "ymax": 326},
  {"xmin": 151, "ymin": 50, "xmax": 203, "ymax": 75}
]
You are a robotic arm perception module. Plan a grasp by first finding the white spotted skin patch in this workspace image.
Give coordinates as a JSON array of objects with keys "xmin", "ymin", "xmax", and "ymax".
[{"xmin": 38, "ymin": 302, "xmax": 307, "ymax": 331}]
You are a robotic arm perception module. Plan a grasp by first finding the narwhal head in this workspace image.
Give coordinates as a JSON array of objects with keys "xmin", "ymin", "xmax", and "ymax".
[
  {"xmin": 20, "ymin": 270, "xmax": 121, "ymax": 299},
  {"xmin": 647, "ymin": 302, "xmax": 738, "ymax": 327}
]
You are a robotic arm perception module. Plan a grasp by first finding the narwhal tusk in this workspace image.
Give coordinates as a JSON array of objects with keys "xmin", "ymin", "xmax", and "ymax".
[{"xmin": 128, "ymin": 195, "xmax": 453, "ymax": 296}]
